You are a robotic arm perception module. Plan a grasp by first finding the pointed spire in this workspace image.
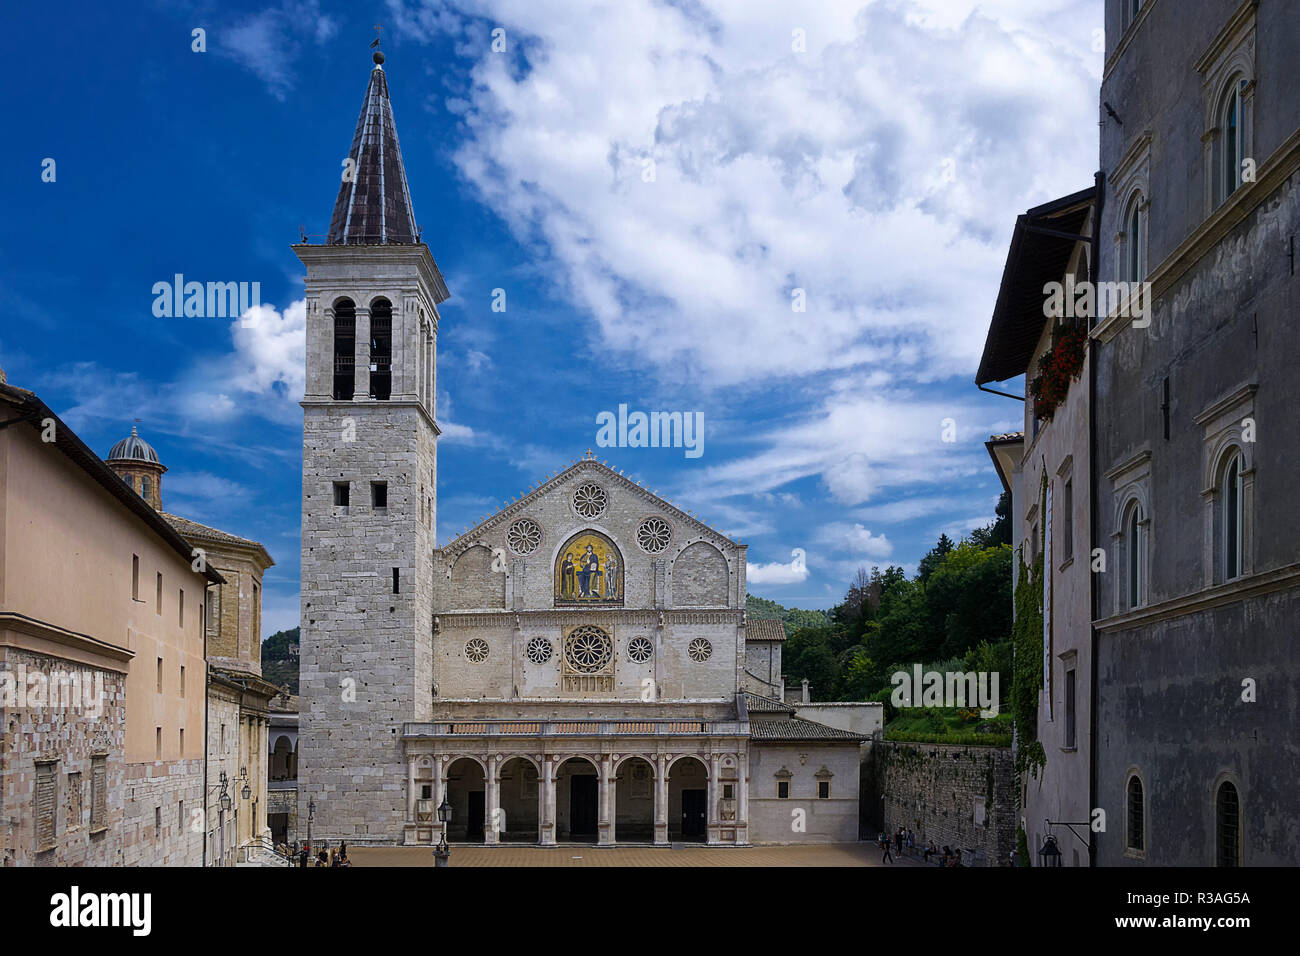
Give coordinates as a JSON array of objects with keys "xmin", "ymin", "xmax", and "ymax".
[{"xmin": 327, "ymin": 46, "xmax": 419, "ymax": 245}]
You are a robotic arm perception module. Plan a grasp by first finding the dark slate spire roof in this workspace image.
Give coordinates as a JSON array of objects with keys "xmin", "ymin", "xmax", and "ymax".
[{"xmin": 327, "ymin": 51, "xmax": 420, "ymax": 245}]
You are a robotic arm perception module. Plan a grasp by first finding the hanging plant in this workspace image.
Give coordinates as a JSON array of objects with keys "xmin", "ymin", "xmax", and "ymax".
[{"xmin": 1028, "ymin": 321, "xmax": 1087, "ymax": 422}]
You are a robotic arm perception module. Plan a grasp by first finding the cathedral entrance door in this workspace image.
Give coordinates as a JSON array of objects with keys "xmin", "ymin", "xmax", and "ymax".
[
  {"xmin": 681, "ymin": 790, "xmax": 706, "ymax": 839},
  {"xmin": 570, "ymin": 775, "xmax": 598, "ymax": 837},
  {"xmin": 467, "ymin": 791, "xmax": 485, "ymax": 842}
]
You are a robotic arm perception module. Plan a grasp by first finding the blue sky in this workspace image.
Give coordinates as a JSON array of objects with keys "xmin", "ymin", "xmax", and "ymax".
[{"xmin": 1, "ymin": 0, "xmax": 1101, "ymax": 637}]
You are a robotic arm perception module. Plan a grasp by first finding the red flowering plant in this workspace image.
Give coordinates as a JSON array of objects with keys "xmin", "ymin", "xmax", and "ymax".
[{"xmin": 1028, "ymin": 321, "xmax": 1087, "ymax": 422}]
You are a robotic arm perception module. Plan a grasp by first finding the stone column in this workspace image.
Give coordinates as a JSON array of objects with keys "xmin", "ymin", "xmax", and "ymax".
[
  {"xmin": 707, "ymin": 753, "xmax": 721, "ymax": 845},
  {"xmin": 540, "ymin": 755, "xmax": 557, "ymax": 846},
  {"xmin": 654, "ymin": 754, "xmax": 669, "ymax": 845},
  {"xmin": 353, "ymin": 307, "xmax": 370, "ymax": 400},
  {"xmin": 598, "ymin": 755, "xmax": 614, "ymax": 846},
  {"xmin": 432, "ymin": 756, "xmax": 445, "ymax": 845},
  {"xmin": 485, "ymin": 754, "xmax": 500, "ymax": 846},
  {"xmin": 737, "ymin": 752, "xmax": 750, "ymax": 845},
  {"xmin": 406, "ymin": 753, "xmax": 417, "ymax": 822}
]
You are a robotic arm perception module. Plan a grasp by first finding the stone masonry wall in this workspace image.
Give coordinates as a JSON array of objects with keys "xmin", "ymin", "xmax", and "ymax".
[{"xmin": 872, "ymin": 741, "xmax": 1016, "ymax": 867}]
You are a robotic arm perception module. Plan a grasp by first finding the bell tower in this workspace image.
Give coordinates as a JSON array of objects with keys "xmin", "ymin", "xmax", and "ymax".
[{"xmin": 295, "ymin": 46, "xmax": 449, "ymax": 842}]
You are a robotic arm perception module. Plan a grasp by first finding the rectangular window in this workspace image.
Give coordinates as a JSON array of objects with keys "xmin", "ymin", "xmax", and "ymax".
[
  {"xmin": 179, "ymin": 800, "xmax": 185, "ymax": 831},
  {"xmin": 179, "ymin": 728, "xmax": 185, "ymax": 754},
  {"xmin": 132, "ymin": 554, "xmax": 140, "ymax": 600},
  {"xmin": 155, "ymin": 806, "xmax": 162, "ymax": 838},
  {"xmin": 392, "ymin": 567, "xmax": 400, "ymax": 594},
  {"xmin": 1065, "ymin": 669, "xmax": 1077, "ymax": 749},
  {"xmin": 333, "ymin": 481, "xmax": 350, "ymax": 507},
  {"xmin": 777, "ymin": 781, "xmax": 789, "ymax": 799},
  {"xmin": 1063, "ymin": 480, "xmax": 1074, "ymax": 561},
  {"xmin": 155, "ymin": 727, "xmax": 163, "ymax": 759},
  {"xmin": 156, "ymin": 572, "xmax": 163, "ymax": 614},
  {"xmin": 156, "ymin": 657, "xmax": 163, "ymax": 693},
  {"xmin": 178, "ymin": 588, "xmax": 184, "ymax": 628},
  {"xmin": 180, "ymin": 665, "xmax": 186, "ymax": 698},
  {"xmin": 974, "ymin": 795, "xmax": 987, "ymax": 827},
  {"xmin": 67, "ymin": 771, "xmax": 83, "ymax": 829},
  {"xmin": 818, "ymin": 781, "xmax": 830, "ymax": 799},
  {"xmin": 36, "ymin": 762, "xmax": 57, "ymax": 850},
  {"xmin": 372, "ymin": 481, "xmax": 388, "ymax": 509},
  {"xmin": 90, "ymin": 756, "xmax": 106, "ymax": 829},
  {"xmin": 723, "ymin": 784, "xmax": 734, "ymax": 799}
]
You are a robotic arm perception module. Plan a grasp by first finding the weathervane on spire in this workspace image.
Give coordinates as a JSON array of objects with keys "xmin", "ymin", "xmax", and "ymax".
[{"xmin": 371, "ymin": 23, "xmax": 385, "ymax": 66}]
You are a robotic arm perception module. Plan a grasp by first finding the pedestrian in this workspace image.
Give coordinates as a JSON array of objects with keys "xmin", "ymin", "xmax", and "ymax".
[
  {"xmin": 923, "ymin": 840, "xmax": 937, "ymax": 863},
  {"xmin": 907, "ymin": 829, "xmax": 915, "ymax": 855},
  {"xmin": 1009, "ymin": 847, "xmax": 1018, "ymax": 867},
  {"xmin": 895, "ymin": 827, "xmax": 903, "ymax": 856},
  {"xmin": 881, "ymin": 834, "xmax": 894, "ymax": 864},
  {"xmin": 298, "ymin": 845, "xmax": 309, "ymax": 868}
]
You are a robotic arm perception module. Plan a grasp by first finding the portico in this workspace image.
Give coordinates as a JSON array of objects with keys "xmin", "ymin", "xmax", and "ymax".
[{"xmin": 400, "ymin": 718, "xmax": 749, "ymax": 847}]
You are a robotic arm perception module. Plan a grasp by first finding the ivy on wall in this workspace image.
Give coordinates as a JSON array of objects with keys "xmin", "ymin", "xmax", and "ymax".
[{"xmin": 1011, "ymin": 474, "xmax": 1047, "ymax": 779}]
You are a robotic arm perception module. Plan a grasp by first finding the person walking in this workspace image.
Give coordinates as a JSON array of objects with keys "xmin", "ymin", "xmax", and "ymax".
[
  {"xmin": 298, "ymin": 845, "xmax": 309, "ymax": 868},
  {"xmin": 881, "ymin": 832, "xmax": 894, "ymax": 864}
]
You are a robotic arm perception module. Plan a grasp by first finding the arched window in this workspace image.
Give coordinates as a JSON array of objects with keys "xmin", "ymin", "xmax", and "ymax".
[
  {"xmin": 369, "ymin": 297, "xmax": 392, "ymax": 401},
  {"xmin": 1126, "ymin": 502, "xmax": 1145, "ymax": 608},
  {"xmin": 332, "ymin": 298, "xmax": 356, "ymax": 401},
  {"xmin": 1126, "ymin": 775, "xmax": 1144, "ymax": 852},
  {"xmin": 141, "ymin": 476, "xmax": 152, "ymax": 500},
  {"xmin": 1125, "ymin": 194, "xmax": 1145, "ymax": 283},
  {"xmin": 1222, "ymin": 451, "xmax": 1244, "ymax": 580},
  {"xmin": 1215, "ymin": 781, "xmax": 1240, "ymax": 866},
  {"xmin": 1218, "ymin": 78, "xmax": 1245, "ymax": 205}
]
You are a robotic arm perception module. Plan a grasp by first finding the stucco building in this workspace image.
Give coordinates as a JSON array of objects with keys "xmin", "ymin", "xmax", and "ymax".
[
  {"xmin": 0, "ymin": 377, "xmax": 220, "ymax": 866},
  {"xmin": 978, "ymin": 188, "xmax": 1097, "ymax": 866},
  {"xmin": 104, "ymin": 434, "xmax": 279, "ymax": 865},
  {"xmin": 297, "ymin": 50, "xmax": 865, "ymax": 849}
]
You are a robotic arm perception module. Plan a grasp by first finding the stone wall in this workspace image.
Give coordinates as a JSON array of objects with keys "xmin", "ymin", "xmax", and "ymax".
[
  {"xmin": 871, "ymin": 741, "xmax": 1016, "ymax": 867},
  {"xmin": 0, "ymin": 648, "xmax": 126, "ymax": 866}
]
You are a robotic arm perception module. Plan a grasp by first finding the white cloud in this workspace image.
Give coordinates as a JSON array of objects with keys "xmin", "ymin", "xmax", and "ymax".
[
  {"xmin": 395, "ymin": 0, "xmax": 1098, "ymax": 388},
  {"xmin": 746, "ymin": 554, "xmax": 810, "ymax": 586},
  {"xmin": 230, "ymin": 300, "xmax": 306, "ymax": 405},
  {"xmin": 219, "ymin": 0, "xmax": 339, "ymax": 100},
  {"xmin": 814, "ymin": 521, "xmax": 893, "ymax": 559}
]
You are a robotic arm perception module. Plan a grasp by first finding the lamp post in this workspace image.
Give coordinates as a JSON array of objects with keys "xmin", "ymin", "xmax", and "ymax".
[
  {"xmin": 306, "ymin": 798, "xmax": 316, "ymax": 861},
  {"xmin": 1038, "ymin": 833, "xmax": 1063, "ymax": 868},
  {"xmin": 433, "ymin": 797, "xmax": 452, "ymax": 868}
]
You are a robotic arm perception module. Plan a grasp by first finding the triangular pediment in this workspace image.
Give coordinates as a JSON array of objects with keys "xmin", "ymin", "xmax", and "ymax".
[{"xmin": 440, "ymin": 455, "xmax": 739, "ymax": 560}]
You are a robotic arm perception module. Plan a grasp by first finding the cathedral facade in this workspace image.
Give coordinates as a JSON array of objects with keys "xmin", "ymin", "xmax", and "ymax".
[{"xmin": 297, "ymin": 50, "xmax": 863, "ymax": 849}]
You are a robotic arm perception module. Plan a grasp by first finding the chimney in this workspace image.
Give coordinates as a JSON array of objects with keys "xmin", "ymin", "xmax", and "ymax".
[{"xmin": 801, "ymin": 678, "xmax": 810, "ymax": 704}]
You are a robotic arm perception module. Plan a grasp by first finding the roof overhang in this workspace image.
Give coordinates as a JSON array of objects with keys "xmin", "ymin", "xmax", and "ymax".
[
  {"xmin": 975, "ymin": 186, "xmax": 1096, "ymax": 386},
  {"xmin": 985, "ymin": 433, "xmax": 1025, "ymax": 496}
]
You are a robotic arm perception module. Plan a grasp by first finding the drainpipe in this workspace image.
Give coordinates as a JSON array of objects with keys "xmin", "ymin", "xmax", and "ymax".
[
  {"xmin": 202, "ymin": 583, "xmax": 210, "ymax": 867},
  {"xmin": 1087, "ymin": 168, "xmax": 1105, "ymax": 869}
]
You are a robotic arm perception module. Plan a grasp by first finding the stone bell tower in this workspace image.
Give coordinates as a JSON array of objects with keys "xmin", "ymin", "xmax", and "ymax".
[{"xmin": 294, "ymin": 46, "xmax": 450, "ymax": 842}]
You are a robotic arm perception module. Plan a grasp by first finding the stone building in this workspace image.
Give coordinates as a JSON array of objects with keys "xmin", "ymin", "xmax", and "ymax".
[
  {"xmin": 0, "ymin": 377, "xmax": 220, "ymax": 866},
  {"xmin": 105, "ymin": 435, "xmax": 279, "ymax": 865},
  {"xmin": 1090, "ymin": 0, "xmax": 1300, "ymax": 866},
  {"xmin": 267, "ymin": 689, "xmax": 298, "ymax": 845},
  {"xmin": 297, "ymin": 50, "xmax": 864, "ymax": 848},
  {"xmin": 977, "ymin": 188, "xmax": 1097, "ymax": 866}
]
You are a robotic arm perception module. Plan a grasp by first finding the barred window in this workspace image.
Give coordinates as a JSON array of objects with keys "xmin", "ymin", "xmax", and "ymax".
[
  {"xmin": 1216, "ymin": 782, "xmax": 1240, "ymax": 867},
  {"xmin": 1126, "ymin": 775, "xmax": 1144, "ymax": 852}
]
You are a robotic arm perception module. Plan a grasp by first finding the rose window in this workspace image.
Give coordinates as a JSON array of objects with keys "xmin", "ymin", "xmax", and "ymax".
[
  {"xmin": 525, "ymin": 636, "xmax": 553, "ymax": 665},
  {"xmin": 637, "ymin": 517, "xmax": 672, "ymax": 554},
  {"xmin": 627, "ymin": 636, "xmax": 654, "ymax": 663},
  {"xmin": 465, "ymin": 638, "xmax": 489, "ymax": 663},
  {"xmin": 564, "ymin": 625, "xmax": 613, "ymax": 673},
  {"xmin": 506, "ymin": 517, "xmax": 542, "ymax": 555},
  {"xmin": 687, "ymin": 638, "xmax": 712, "ymax": 663},
  {"xmin": 573, "ymin": 482, "xmax": 607, "ymax": 519}
]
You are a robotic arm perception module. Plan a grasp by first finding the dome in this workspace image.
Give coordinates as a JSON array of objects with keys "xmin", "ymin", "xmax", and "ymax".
[{"xmin": 108, "ymin": 425, "xmax": 161, "ymax": 464}]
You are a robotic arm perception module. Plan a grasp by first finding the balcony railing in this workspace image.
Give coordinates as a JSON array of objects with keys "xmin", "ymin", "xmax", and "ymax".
[{"xmin": 403, "ymin": 719, "xmax": 749, "ymax": 739}]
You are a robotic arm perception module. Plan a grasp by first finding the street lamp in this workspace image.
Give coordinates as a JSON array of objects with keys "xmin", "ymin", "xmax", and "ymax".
[
  {"xmin": 1038, "ymin": 834, "xmax": 1063, "ymax": 868},
  {"xmin": 433, "ymin": 797, "xmax": 452, "ymax": 868},
  {"xmin": 306, "ymin": 798, "xmax": 316, "ymax": 860}
]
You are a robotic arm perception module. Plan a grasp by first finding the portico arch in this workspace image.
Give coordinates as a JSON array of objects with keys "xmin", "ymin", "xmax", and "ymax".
[
  {"xmin": 497, "ymin": 756, "xmax": 541, "ymax": 843},
  {"xmin": 445, "ymin": 756, "xmax": 487, "ymax": 843},
  {"xmin": 668, "ymin": 755, "xmax": 710, "ymax": 842},
  {"xmin": 555, "ymin": 756, "xmax": 600, "ymax": 843},
  {"xmin": 614, "ymin": 756, "xmax": 656, "ymax": 843}
]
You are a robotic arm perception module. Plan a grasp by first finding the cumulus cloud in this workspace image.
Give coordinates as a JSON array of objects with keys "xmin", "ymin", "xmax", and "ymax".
[
  {"xmin": 814, "ymin": 521, "xmax": 893, "ymax": 559},
  {"xmin": 746, "ymin": 550, "xmax": 810, "ymax": 586},
  {"xmin": 394, "ymin": 0, "xmax": 1098, "ymax": 388}
]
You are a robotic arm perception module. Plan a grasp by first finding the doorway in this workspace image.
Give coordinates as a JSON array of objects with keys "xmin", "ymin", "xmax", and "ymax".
[
  {"xmin": 466, "ymin": 791, "xmax": 485, "ymax": 842},
  {"xmin": 569, "ymin": 775, "xmax": 598, "ymax": 838},
  {"xmin": 681, "ymin": 789, "xmax": 707, "ymax": 839}
]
